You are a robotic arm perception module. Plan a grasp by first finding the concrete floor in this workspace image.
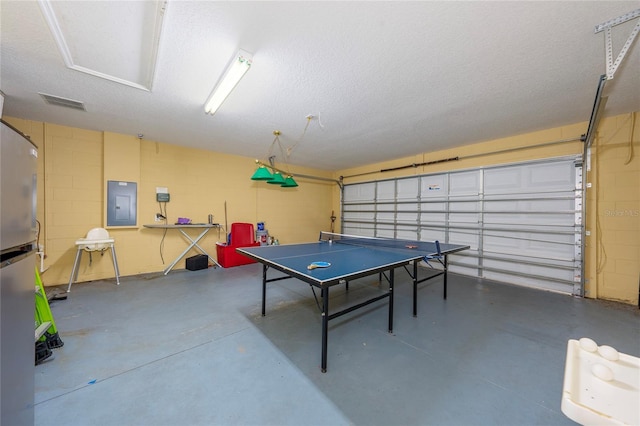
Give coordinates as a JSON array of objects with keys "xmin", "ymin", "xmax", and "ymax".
[{"xmin": 35, "ymin": 263, "xmax": 640, "ymax": 426}]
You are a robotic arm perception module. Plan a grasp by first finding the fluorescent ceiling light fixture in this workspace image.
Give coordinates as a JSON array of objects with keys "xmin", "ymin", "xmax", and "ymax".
[{"xmin": 204, "ymin": 49, "xmax": 252, "ymax": 115}]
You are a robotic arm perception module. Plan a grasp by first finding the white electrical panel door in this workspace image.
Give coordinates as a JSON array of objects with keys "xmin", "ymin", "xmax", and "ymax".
[{"xmin": 107, "ymin": 181, "xmax": 137, "ymax": 227}]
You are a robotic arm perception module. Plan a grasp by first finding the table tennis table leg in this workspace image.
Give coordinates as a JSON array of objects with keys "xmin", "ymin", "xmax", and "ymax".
[
  {"xmin": 443, "ymin": 255, "xmax": 448, "ymax": 300},
  {"xmin": 412, "ymin": 261, "xmax": 418, "ymax": 317},
  {"xmin": 388, "ymin": 268, "xmax": 394, "ymax": 333},
  {"xmin": 262, "ymin": 265, "xmax": 267, "ymax": 316},
  {"xmin": 321, "ymin": 287, "xmax": 329, "ymax": 373}
]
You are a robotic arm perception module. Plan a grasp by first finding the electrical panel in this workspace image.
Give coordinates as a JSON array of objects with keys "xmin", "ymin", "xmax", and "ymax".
[{"xmin": 107, "ymin": 180, "xmax": 137, "ymax": 226}]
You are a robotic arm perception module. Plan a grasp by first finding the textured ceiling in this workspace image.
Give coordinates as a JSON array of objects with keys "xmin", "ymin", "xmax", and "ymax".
[{"xmin": 1, "ymin": 1, "xmax": 639, "ymax": 171}]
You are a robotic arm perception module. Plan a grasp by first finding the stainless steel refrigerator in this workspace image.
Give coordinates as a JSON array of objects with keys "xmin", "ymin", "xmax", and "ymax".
[{"xmin": 1, "ymin": 119, "xmax": 38, "ymax": 425}]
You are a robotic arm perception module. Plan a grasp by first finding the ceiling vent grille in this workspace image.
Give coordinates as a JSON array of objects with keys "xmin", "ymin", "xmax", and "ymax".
[{"xmin": 39, "ymin": 93, "xmax": 86, "ymax": 111}]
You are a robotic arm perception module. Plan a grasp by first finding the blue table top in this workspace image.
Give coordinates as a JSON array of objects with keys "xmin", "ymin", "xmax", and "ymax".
[{"xmin": 238, "ymin": 239, "xmax": 468, "ymax": 286}]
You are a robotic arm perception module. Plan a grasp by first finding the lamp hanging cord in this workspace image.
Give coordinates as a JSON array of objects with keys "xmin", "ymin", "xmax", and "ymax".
[
  {"xmin": 265, "ymin": 132, "xmax": 280, "ymax": 162},
  {"xmin": 624, "ymin": 112, "xmax": 636, "ymax": 165},
  {"xmin": 270, "ymin": 130, "xmax": 295, "ymax": 178},
  {"xmin": 276, "ymin": 134, "xmax": 290, "ymax": 173},
  {"xmin": 287, "ymin": 115, "xmax": 312, "ymax": 157}
]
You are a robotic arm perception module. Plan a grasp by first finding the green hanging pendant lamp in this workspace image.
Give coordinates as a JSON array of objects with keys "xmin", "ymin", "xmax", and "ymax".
[
  {"xmin": 251, "ymin": 164, "xmax": 273, "ymax": 180},
  {"xmin": 281, "ymin": 175, "xmax": 298, "ymax": 187},
  {"xmin": 267, "ymin": 171, "xmax": 286, "ymax": 185}
]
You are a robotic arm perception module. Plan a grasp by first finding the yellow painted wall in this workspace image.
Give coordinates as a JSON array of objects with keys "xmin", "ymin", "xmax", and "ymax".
[
  {"xmin": 103, "ymin": 132, "xmax": 141, "ymax": 229},
  {"xmin": 6, "ymin": 113, "xmax": 638, "ymax": 304},
  {"xmin": 588, "ymin": 113, "xmax": 639, "ymax": 303},
  {"xmin": 333, "ymin": 112, "xmax": 639, "ymax": 305},
  {"xmin": 4, "ymin": 118, "xmax": 335, "ymax": 287}
]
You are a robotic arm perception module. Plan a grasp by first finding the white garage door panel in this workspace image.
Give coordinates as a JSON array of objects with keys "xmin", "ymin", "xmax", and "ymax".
[
  {"xmin": 485, "ymin": 162, "xmax": 574, "ymax": 194},
  {"xmin": 449, "ymin": 253, "xmax": 479, "ymax": 268},
  {"xmin": 396, "ymin": 228, "xmax": 418, "ymax": 240},
  {"xmin": 376, "ymin": 203, "xmax": 396, "ymax": 212},
  {"xmin": 528, "ymin": 162, "xmax": 575, "ymax": 188},
  {"xmin": 483, "ymin": 212, "xmax": 571, "ymax": 226},
  {"xmin": 343, "ymin": 212, "xmax": 375, "ymax": 222},
  {"xmin": 397, "ymin": 212, "xmax": 418, "ymax": 224},
  {"xmin": 535, "ymin": 199, "xmax": 576, "ymax": 212},
  {"xmin": 343, "ymin": 204, "xmax": 375, "ymax": 212},
  {"xmin": 484, "ymin": 231, "xmax": 575, "ymax": 259},
  {"xmin": 484, "ymin": 168, "xmax": 523, "ymax": 193},
  {"xmin": 377, "ymin": 227, "xmax": 396, "ymax": 238},
  {"xmin": 450, "ymin": 201, "xmax": 480, "ymax": 212},
  {"xmin": 449, "ymin": 231, "xmax": 479, "ymax": 250},
  {"xmin": 482, "ymin": 258, "xmax": 574, "ymax": 278},
  {"xmin": 483, "ymin": 233, "xmax": 526, "ymax": 252},
  {"xmin": 528, "ymin": 236, "xmax": 576, "ymax": 258},
  {"xmin": 487, "ymin": 252, "xmax": 576, "ymax": 270},
  {"xmin": 341, "ymin": 156, "xmax": 582, "ymax": 295},
  {"xmin": 483, "ymin": 271, "xmax": 571, "ymax": 293},
  {"xmin": 344, "ymin": 183, "xmax": 376, "ymax": 201},
  {"xmin": 421, "ymin": 212, "xmax": 447, "ymax": 224},
  {"xmin": 397, "ymin": 178, "xmax": 419, "ymax": 199},
  {"xmin": 420, "ymin": 228, "xmax": 447, "ymax": 242},
  {"xmin": 421, "ymin": 175, "xmax": 448, "ymax": 196},
  {"xmin": 421, "ymin": 201, "xmax": 447, "ymax": 211},
  {"xmin": 449, "ymin": 216, "xmax": 479, "ymax": 226},
  {"xmin": 449, "ymin": 171, "xmax": 481, "ymax": 195},
  {"xmin": 484, "ymin": 199, "xmax": 574, "ymax": 213},
  {"xmin": 343, "ymin": 224, "xmax": 375, "ymax": 237},
  {"xmin": 483, "ymin": 243, "xmax": 574, "ymax": 265},
  {"xmin": 377, "ymin": 211, "xmax": 395, "ymax": 222},
  {"xmin": 449, "ymin": 263, "xmax": 479, "ymax": 276},
  {"xmin": 377, "ymin": 181, "xmax": 395, "ymax": 200}
]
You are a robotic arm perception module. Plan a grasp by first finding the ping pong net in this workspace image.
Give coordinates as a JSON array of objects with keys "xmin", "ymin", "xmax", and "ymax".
[
  {"xmin": 320, "ymin": 231, "xmax": 395, "ymax": 247},
  {"xmin": 319, "ymin": 231, "xmax": 442, "ymax": 258}
]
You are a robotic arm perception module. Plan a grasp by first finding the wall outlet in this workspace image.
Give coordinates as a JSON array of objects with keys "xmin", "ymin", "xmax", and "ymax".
[{"xmin": 155, "ymin": 213, "xmax": 165, "ymax": 222}]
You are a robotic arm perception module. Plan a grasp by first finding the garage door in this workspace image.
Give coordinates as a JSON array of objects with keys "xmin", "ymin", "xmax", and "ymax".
[{"xmin": 342, "ymin": 156, "xmax": 583, "ymax": 294}]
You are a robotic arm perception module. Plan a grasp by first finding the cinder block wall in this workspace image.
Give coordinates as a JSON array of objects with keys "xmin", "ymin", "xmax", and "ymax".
[
  {"xmin": 588, "ymin": 113, "xmax": 639, "ymax": 302},
  {"xmin": 4, "ymin": 117, "xmax": 335, "ymax": 286},
  {"xmin": 6, "ymin": 113, "xmax": 638, "ymax": 304}
]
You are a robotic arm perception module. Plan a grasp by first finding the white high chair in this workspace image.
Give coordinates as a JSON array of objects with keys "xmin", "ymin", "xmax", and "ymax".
[{"xmin": 67, "ymin": 228, "xmax": 121, "ymax": 292}]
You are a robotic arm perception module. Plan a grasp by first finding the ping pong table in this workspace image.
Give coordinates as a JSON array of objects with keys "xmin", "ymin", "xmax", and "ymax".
[{"xmin": 237, "ymin": 231, "xmax": 469, "ymax": 372}]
